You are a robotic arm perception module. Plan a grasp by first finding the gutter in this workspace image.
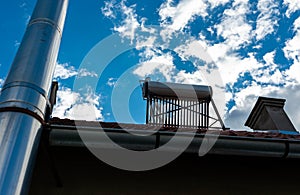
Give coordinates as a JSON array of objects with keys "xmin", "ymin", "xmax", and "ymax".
[{"xmin": 47, "ymin": 124, "xmax": 300, "ymax": 159}]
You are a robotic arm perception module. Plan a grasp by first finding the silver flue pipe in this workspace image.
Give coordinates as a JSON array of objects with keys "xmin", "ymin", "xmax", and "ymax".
[{"xmin": 0, "ymin": 0, "xmax": 68, "ymax": 194}]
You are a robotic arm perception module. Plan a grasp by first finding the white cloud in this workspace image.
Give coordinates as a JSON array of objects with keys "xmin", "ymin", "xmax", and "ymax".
[
  {"xmin": 197, "ymin": 41, "xmax": 281, "ymax": 88},
  {"xmin": 102, "ymin": 0, "xmax": 258, "ymax": 87},
  {"xmin": 250, "ymin": 51, "xmax": 284, "ymax": 85},
  {"xmin": 255, "ymin": 0, "xmax": 280, "ymax": 41},
  {"xmin": 101, "ymin": 0, "xmax": 299, "ymax": 131},
  {"xmin": 54, "ymin": 63, "xmax": 77, "ymax": 79},
  {"xmin": 215, "ymin": 0, "xmax": 252, "ymax": 50},
  {"xmin": 159, "ymin": 0, "xmax": 208, "ymax": 33},
  {"xmin": 208, "ymin": 0, "xmax": 231, "ymax": 9},
  {"xmin": 283, "ymin": 0, "xmax": 300, "ymax": 17},
  {"xmin": 263, "ymin": 51, "xmax": 276, "ymax": 65},
  {"xmin": 133, "ymin": 53, "xmax": 175, "ymax": 82},
  {"xmin": 212, "ymin": 49, "xmax": 263, "ymax": 84},
  {"xmin": 294, "ymin": 16, "xmax": 300, "ymax": 31},
  {"xmin": 54, "ymin": 63, "xmax": 98, "ymax": 80},
  {"xmin": 280, "ymin": 85, "xmax": 300, "ymax": 131},
  {"xmin": 225, "ymin": 48, "xmax": 300, "ymax": 130},
  {"xmin": 52, "ymin": 87, "xmax": 80, "ymax": 118},
  {"xmin": 65, "ymin": 103, "xmax": 103, "ymax": 121},
  {"xmin": 18, "ymin": 1, "xmax": 31, "ymax": 25},
  {"xmin": 102, "ymin": 1, "xmax": 156, "ymax": 44},
  {"xmin": 52, "ymin": 87, "xmax": 103, "ymax": 121},
  {"xmin": 226, "ymin": 83, "xmax": 300, "ymax": 131},
  {"xmin": 112, "ymin": 1, "xmax": 140, "ymax": 43},
  {"xmin": 285, "ymin": 61, "xmax": 300, "ymax": 84},
  {"xmin": 174, "ymin": 39, "xmax": 213, "ymax": 63},
  {"xmin": 284, "ymin": 25, "xmax": 300, "ymax": 83},
  {"xmin": 84, "ymin": 91, "xmax": 101, "ymax": 106},
  {"xmin": 107, "ymin": 78, "xmax": 117, "ymax": 87},
  {"xmin": 224, "ymin": 50, "xmax": 299, "ymax": 130},
  {"xmin": 135, "ymin": 35, "xmax": 157, "ymax": 50},
  {"xmin": 205, "ymin": 41, "xmax": 230, "ymax": 62},
  {"xmin": 0, "ymin": 78, "xmax": 4, "ymax": 90},
  {"xmin": 255, "ymin": 69, "xmax": 284, "ymax": 85},
  {"xmin": 226, "ymin": 85, "xmax": 262, "ymax": 130},
  {"xmin": 173, "ymin": 37, "xmax": 259, "ymax": 87},
  {"xmin": 139, "ymin": 47, "xmax": 158, "ymax": 59},
  {"xmin": 78, "ymin": 68, "xmax": 98, "ymax": 78},
  {"xmin": 173, "ymin": 69, "xmax": 205, "ymax": 85},
  {"xmin": 101, "ymin": 1, "xmax": 116, "ymax": 18},
  {"xmin": 283, "ymin": 23, "xmax": 300, "ymax": 84},
  {"xmin": 283, "ymin": 30, "xmax": 300, "ymax": 63}
]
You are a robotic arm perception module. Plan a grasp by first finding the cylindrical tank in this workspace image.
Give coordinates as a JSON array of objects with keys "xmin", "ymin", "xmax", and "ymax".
[
  {"xmin": 0, "ymin": 0, "xmax": 68, "ymax": 194},
  {"xmin": 143, "ymin": 81, "xmax": 213, "ymax": 100}
]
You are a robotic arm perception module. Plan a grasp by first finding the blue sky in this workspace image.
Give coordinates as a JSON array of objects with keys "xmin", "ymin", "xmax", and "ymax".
[{"xmin": 0, "ymin": 0, "xmax": 300, "ymax": 130}]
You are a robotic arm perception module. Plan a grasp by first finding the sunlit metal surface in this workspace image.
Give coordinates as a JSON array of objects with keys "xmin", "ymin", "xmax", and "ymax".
[
  {"xmin": 143, "ymin": 81, "xmax": 213, "ymax": 100},
  {"xmin": 0, "ymin": 0, "xmax": 68, "ymax": 194},
  {"xmin": 0, "ymin": 112, "xmax": 42, "ymax": 194}
]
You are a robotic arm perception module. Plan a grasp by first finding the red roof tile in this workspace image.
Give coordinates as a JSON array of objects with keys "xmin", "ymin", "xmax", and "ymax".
[{"xmin": 49, "ymin": 117, "xmax": 300, "ymax": 140}]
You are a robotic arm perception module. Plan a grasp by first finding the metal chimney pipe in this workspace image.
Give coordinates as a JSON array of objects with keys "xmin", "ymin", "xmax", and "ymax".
[{"xmin": 0, "ymin": 0, "xmax": 68, "ymax": 194}]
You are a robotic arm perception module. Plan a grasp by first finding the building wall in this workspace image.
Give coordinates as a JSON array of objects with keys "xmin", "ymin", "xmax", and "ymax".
[{"xmin": 30, "ymin": 146, "xmax": 300, "ymax": 194}]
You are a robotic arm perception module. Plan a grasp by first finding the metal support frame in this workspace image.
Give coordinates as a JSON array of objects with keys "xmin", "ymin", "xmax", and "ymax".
[
  {"xmin": 146, "ymin": 96, "xmax": 226, "ymax": 130},
  {"xmin": 146, "ymin": 96, "xmax": 207, "ymax": 128},
  {"xmin": 142, "ymin": 80, "xmax": 226, "ymax": 130}
]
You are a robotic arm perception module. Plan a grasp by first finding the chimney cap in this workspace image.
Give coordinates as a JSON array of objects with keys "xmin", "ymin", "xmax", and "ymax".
[{"xmin": 245, "ymin": 96, "xmax": 296, "ymax": 132}]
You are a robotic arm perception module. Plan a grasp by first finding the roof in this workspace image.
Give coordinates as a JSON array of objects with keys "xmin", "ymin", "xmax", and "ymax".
[
  {"xmin": 29, "ymin": 117, "xmax": 300, "ymax": 194},
  {"xmin": 49, "ymin": 117, "xmax": 300, "ymax": 140}
]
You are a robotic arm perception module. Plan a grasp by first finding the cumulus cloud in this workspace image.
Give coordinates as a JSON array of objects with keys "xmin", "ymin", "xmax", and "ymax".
[
  {"xmin": 173, "ymin": 69, "xmax": 205, "ymax": 85},
  {"xmin": 52, "ymin": 87, "xmax": 103, "ymax": 121},
  {"xmin": 283, "ymin": 29, "xmax": 300, "ymax": 63},
  {"xmin": 197, "ymin": 38, "xmax": 295, "ymax": 130},
  {"xmin": 54, "ymin": 63, "xmax": 77, "ymax": 79},
  {"xmin": 101, "ymin": 0, "xmax": 300, "ymax": 131},
  {"xmin": 103, "ymin": 0, "xmax": 140, "ymax": 43},
  {"xmin": 159, "ymin": 0, "xmax": 208, "ymax": 34},
  {"xmin": 285, "ymin": 61, "xmax": 300, "ymax": 84},
  {"xmin": 207, "ymin": 0, "xmax": 230, "ymax": 9},
  {"xmin": 255, "ymin": 0, "xmax": 280, "ymax": 41},
  {"xmin": 250, "ymin": 51, "xmax": 284, "ymax": 85},
  {"xmin": 101, "ymin": 1, "xmax": 116, "ymax": 18},
  {"xmin": 283, "ymin": 0, "xmax": 300, "ymax": 17},
  {"xmin": 174, "ymin": 39, "xmax": 214, "ymax": 63},
  {"xmin": 103, "ymin": 0, "xmax": 252, "ymax": 125},
  {"xmin": 212, "ymin": 49, "xmax": 263, "ymax": 84},
  {"xmin": 133, "ymin": 53, "xmax": 175, "ymax": 82},
  {"xmin": 52, "ymin": 87, "xmax": 80, "ymax": 118},
  {"xmin": 215, "ymin": 0, "xmax": 252, "ymax": 50},
  {"xmin": 135, "ymin": 35, "xmax": 157, "ymax": 50},
  {"xmin": 54, "ymin": 63, "xmax": 98, "ymax": 80},
  {"xmin": 294, "ymin": 16, "xmax": 300, "ymax": 31},
  {"xmin": 226, "ymin": 83, "xmax": 300, "ymax": 131},
  {"xmin": 64, "ymin": 103, "xmax": 103, "ymax": 121},
  {"xmin": 78, "ymin": 68, "xmax": 98, "ymax": 78},
  {"xmin": 283, "ymin": 24, "xmax": 300, "ymax": 84},
  {"xmin": 226, "ymin": 48, "xmax": 300, "ymax": 130}
]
